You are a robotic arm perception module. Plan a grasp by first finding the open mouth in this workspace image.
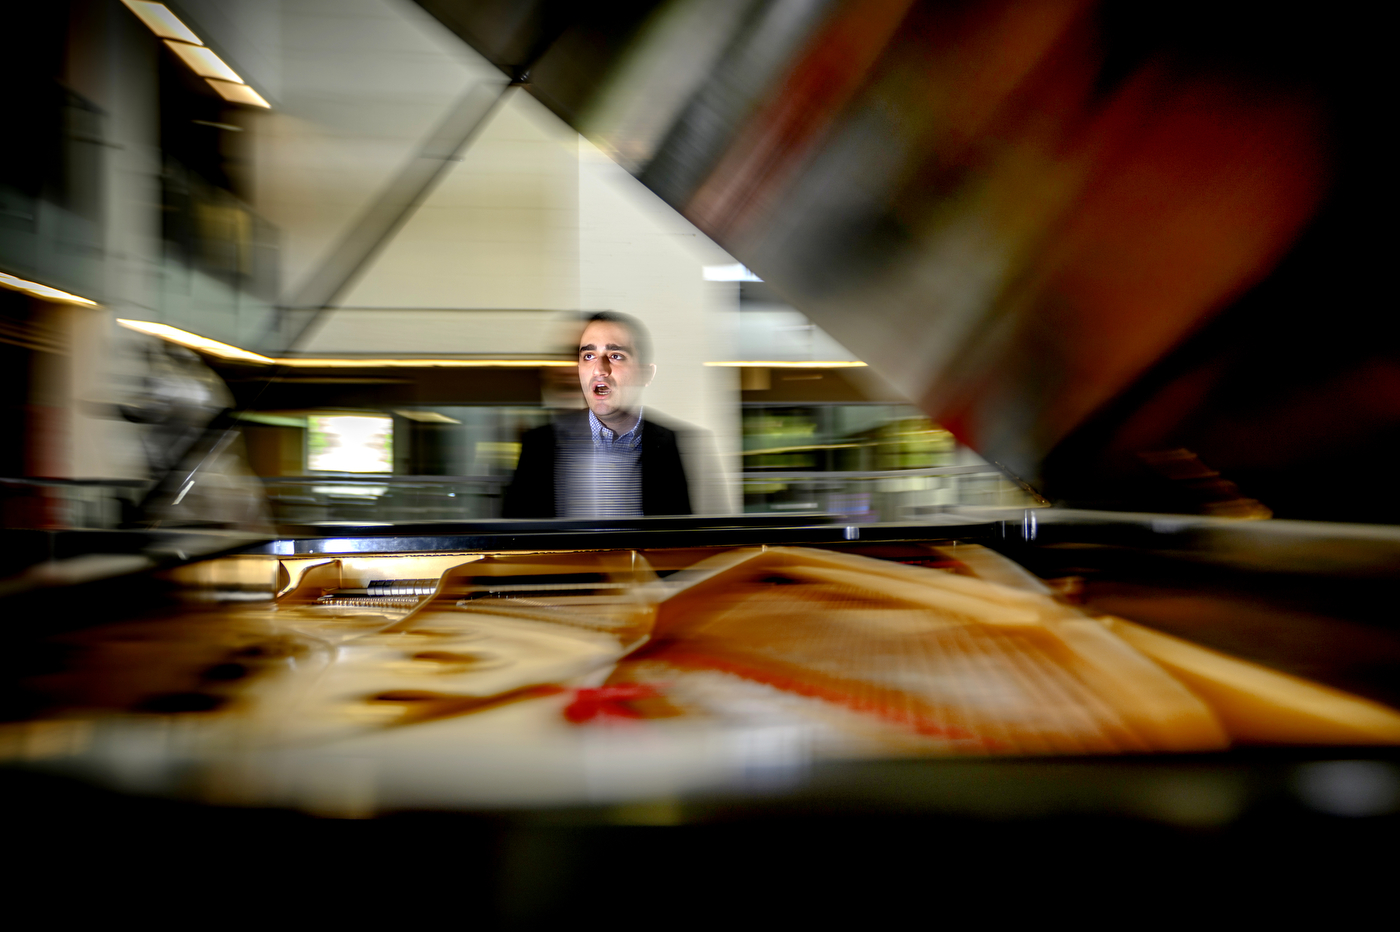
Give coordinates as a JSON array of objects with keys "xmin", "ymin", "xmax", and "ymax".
[{"xmin": 592, "ymin": 382, "xmax": 611, "ymax": 397}]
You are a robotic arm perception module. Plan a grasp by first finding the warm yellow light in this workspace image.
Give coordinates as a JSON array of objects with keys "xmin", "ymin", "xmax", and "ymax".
[
  {"xmin": 703, "ymin": 360, "xmax": 867, "ymax": 368},
  {"xmin": 206, "ymin": 80, "xmax": 270, "ymax": 108},
  {"xmin": 113, "ymin": 323, "xmax": 880, "ymax": 373},
  {"xmin": 121, "ymin": 2, "xmax": 272, "ymax": 110},
  {"xmin": 164, "ymin": 41, "xmax": 244, "ymax": 83},
  {"xmin": 120, "ymin": 1, "xmax": 201, "ymax": 44},
  {"xmin": 116, "ymin": 320, "xmax": 577, "ymax": 368},
  {"xmin": 277, "ymin": 357, "xmax": 576, "ymax": 368},
  {"xmin": 393, "ymin": 410, "xmax": 462, "ymax": 424},
  {"xmin": 0, "ymin": 271, "xmax": 99, "ymax": 306},
  {"xmin": 116, "ymin": 320, "xmax": 274, "ymax": 365}
]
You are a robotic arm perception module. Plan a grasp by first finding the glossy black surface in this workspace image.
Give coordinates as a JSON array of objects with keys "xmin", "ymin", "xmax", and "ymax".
[{"xmin": 255, "ymin": 514, "xmax": 993, "ymax": 555}]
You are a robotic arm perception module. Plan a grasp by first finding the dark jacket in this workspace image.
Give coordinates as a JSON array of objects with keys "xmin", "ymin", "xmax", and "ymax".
[{"xmin": 502, "ymin": 411, "xmax": 692, "ymax": 518}]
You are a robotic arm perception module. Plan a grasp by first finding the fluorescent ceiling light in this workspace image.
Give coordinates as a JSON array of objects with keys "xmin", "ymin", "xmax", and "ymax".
[
  {"xmin": 1, "ymin": 271, "xmax": 98, "ymax": 306},
  {"xmin": 704, "ymin": 360, "xmax": 867, "ymax": 368},
  {"xmin": 120, "ymin": 1, "xmax": 201, "ymax": 43},
  {"xmin": 205, "ymin": 80, "xmax": 270, "ymax": 108},
  {"xmin": 703, "ymin": 263, "xmax": 763, "ymax": 282},
  {"xmin": 164, "ymin": 41, "xmax": 243, "ymax": 82},
  {"xmin": 116, "ymin": 319, "xmax": 274, "ymax": 365},
  {"xmin": 122, "ymin": 2, "xmax": 270, "ymax": 108}
]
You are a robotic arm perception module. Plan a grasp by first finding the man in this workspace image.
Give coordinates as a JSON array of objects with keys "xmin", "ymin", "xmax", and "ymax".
[{"xmin": 503, "ymin": 312, "xmax": 691, "ymax": 518}]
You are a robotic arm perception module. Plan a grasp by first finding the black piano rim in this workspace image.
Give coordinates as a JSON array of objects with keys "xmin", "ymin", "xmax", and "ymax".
[{"xmin": 255, "ymin": 515, "xmax": 1002, "ymax": 554}]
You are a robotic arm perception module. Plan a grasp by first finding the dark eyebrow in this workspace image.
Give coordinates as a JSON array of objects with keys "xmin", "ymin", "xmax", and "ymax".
[{"xmin": 579, "ymin": 342, "xmax": 632, "ymax": 354}]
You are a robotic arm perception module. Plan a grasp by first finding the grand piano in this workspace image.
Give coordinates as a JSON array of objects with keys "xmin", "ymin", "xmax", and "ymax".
[{"xmin": 4, "ymin": 0, "xmax": 1397, "ymax": 918}]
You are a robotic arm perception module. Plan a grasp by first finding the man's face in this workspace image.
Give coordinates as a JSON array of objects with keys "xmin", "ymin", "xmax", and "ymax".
[{"xmin": 578, "ymin": 319, "xmax": 654, "ymax": 427}]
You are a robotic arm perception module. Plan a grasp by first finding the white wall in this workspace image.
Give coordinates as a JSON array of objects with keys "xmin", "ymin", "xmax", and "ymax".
[
  {"xmin": 337, "ymin": 90, "xmax": 580, "ymax": 311},
  {"xmin": 577, "ymin": 138, "xmax": 740, "ymax": 513},
  {"xmin": 246, "ymin": 0, "xmax": 500, "ymax": 302},
  {"xmin": 297, "ymin": 308, "xmax": 563, "ymax": 355}
]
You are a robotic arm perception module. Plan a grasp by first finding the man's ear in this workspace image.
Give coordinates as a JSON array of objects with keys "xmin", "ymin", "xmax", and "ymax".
[{"xmin": 642, "ymin": 363, "xmax": 657, "ymax": 388}]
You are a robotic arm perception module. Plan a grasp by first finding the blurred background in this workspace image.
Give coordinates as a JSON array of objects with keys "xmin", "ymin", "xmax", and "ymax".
[
  {"xmin": 1, "ymin": 0, "xmax": 1391, "ymax": 536},
  {"xmin": 2, "ymin": 0, "xmax": 1040, "ymax": 545}
]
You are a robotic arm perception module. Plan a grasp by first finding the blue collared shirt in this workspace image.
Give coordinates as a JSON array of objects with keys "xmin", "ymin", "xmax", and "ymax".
[{"xmin": 588, "ymin": 408, "xmax": 644, "ymax": 450}]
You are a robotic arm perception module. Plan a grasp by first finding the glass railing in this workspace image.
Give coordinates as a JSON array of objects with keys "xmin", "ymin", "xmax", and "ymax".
[{"xmin": 741, "ymin": 465, "xmax": 1032, "ymax": 522}]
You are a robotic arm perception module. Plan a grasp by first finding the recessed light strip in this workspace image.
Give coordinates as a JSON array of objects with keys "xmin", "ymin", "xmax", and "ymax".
[
  {"xmin": 117, "ymin": 320, "xmax": 275, "ymax": 364},
  {"xmin": 116, "ymin": 320, "xmax": 576, "ymax": 367},
  {"xmin": 278, "ymin": 358, "xmax": 577, "ymax": 368},
  {"xmin": 118, "ymin": 321, "xmax": 873, "ymax": 370},
  {"xmin": 121, "ymin": 1, "xmax": 270, "ymax": 108},
  {"xmin": 704, "ymin": 360, "xmax": 867, "ymax": 368},
  {"xmin": 1, "ymin": 272, "xmax": 99, "ymax": 307}
]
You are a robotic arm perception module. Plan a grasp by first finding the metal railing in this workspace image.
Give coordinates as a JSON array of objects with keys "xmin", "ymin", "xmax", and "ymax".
[
  {"xmin": 260, "ymin": 474, "xmax": 510, "ymax": 524},
  {"xmin": 265, "ymin": 466, "xmax": 1032, "ymax": 525}
]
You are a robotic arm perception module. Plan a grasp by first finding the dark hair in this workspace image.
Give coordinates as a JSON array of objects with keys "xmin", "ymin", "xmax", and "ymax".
[{"xmin": 582, "ymin": 311, "xmax": 653, "ymax": 365}]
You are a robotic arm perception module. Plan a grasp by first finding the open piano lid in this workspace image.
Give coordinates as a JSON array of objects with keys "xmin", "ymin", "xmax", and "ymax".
[{"xmin": 412, "ymin": 0, "xmax": 1394, "ymax": 524}]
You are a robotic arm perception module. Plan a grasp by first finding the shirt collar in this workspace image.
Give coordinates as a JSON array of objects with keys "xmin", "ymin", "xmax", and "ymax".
[{"xmin": 588, "ymin": 408, "xmax": 644, "ymax": 447}]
